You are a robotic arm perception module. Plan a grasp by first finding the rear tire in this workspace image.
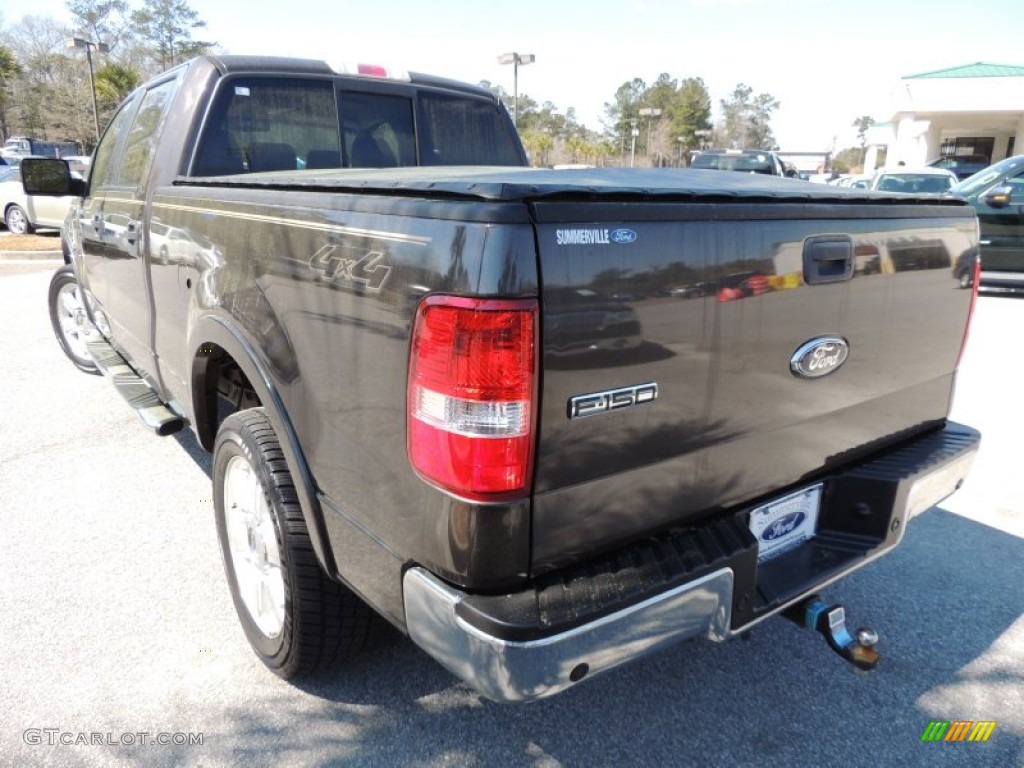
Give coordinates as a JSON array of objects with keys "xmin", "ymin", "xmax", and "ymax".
[
  {"xmin": 958, "ymin": 269, "xmax": 973, "ymax": 289},
  {"xmin": 214, "ymin": 408, "xmax": 376, "ymax": 679},
  {"xmin": 47, "ymin": 265, "xmax": 100, "ymax": 374}
]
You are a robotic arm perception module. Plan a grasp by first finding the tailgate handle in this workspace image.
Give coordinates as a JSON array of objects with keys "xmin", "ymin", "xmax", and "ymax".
[{"xmin": 803, "ymin": 236, "xmax": 853, "ymax": 284}]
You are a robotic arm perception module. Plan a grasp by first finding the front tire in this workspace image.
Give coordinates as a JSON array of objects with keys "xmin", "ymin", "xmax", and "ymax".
[
  {"xmin": 214, "ymin": 408, "xmax": 376, "ymax": 679},
  {"xmin": 47, "ymin": 266, "xmax": 99, "ymax": 374},
  {"xmin": 958, "ymin": 269, "xmax": 973, "ymax": 289},
  {"xmin": 5, "ymin": 204, "xmax": 33, "ymax": 235}
]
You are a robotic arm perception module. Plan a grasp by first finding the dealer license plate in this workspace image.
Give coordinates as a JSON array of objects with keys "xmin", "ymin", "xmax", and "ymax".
[{"xmin": 748, "ymin": 484, "xmax": 822, "ymax": 562}]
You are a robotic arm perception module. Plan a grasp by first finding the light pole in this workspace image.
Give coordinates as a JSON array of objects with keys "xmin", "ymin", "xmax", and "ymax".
[
  {"xmin": 629, "ymin": 118, "xmax": 639, "ymax": 167},
  {"xmin": 638, "ymin": 107, "xmax": 662, "ymax": 158},
  {"xmin": 68, "ymin": 37, "xmax": 109, "ymax": 144},
  {"xmin": 497, "ymin": 52, "xmax": 535, "ymax": 128}
]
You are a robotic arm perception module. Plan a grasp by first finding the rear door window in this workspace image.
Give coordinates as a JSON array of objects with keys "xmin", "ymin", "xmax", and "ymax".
[
  {"xmin": 192, "ymin": 77, "xmax": 340, "ymax": 176},
  {"xmin": 338, "ymin": 91, "xmax": 415, "ymax": 168},
  {"xmin": 117, "ymin": 78, "xmax": 178, "ymax": 191},
  {"xmin": 192, "ymin": 76, "xmax": 522, "ymax": 175},
  {"xmin": 417, "ymin": 92, "xmax": 524, "ymax": 166},
  {"xmin": 89, "ymin": 92, "xmax": 140, "ymax": 192}
]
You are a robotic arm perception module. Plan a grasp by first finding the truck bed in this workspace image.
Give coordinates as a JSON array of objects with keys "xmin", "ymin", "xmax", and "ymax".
[{"xmin": 175, "ymin": 167, "xmax": 977, "ymax": 575}]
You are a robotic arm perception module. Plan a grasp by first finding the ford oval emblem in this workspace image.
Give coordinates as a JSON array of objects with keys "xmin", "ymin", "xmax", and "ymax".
[
  {"xmin": 610, "ymin": 228, "xmax": 637, "ymax": 244},
  {"xmin": 790, "ymin": 336, "xmax": 849, "ymax": 379},
  {"xmin": 761, "ymin": 511, "xmax": 806, "ymax": 542}
]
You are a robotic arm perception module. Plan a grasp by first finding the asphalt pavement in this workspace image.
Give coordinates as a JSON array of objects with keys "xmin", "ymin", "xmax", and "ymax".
[{"xmin": 0, "ymin": 262, "xmax": 1020, "ymax": 768}]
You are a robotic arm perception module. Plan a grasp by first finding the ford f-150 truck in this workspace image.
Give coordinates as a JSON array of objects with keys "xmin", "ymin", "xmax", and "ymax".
[{"xmin": 26, "ymin": 55, "xmax": 982, "ymax": 703}]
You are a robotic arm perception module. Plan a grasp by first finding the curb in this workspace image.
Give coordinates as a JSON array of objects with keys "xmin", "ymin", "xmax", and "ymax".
[{"xmin": 0, "ymin": 250, "xmax": 63, "ymax": 260}]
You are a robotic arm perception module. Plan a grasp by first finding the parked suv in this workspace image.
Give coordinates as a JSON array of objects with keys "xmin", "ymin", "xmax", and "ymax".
[
  {"xmin": 951, "ymin": 154, "xmax": 1024, "ymax": 292},
  {"xmin": 690, "ymin": 149, "xmax": 790, "ymax": 176}
]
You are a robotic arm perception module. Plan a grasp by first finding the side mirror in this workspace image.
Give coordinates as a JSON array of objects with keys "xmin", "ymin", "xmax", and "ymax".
[
  {"xmin": 980, "ymin": 185, "xmax": 1013, "ymax": 209},
  {"xmin": 21, "ymin": 158, "xmax": 86, "ymax": 197}
]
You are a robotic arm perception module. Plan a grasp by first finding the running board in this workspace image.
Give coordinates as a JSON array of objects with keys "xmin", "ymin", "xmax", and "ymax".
[{"xmin": 85, "ymin": 339, "xmax": 184, "ymax": 436}]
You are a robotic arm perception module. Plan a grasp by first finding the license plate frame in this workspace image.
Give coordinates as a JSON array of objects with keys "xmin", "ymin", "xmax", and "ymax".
[{"xmin": 748, "ymin": 483, "xmax": 823, "ymax": 562}]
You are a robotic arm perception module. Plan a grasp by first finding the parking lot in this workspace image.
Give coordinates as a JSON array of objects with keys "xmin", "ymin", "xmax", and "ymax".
[{"xmin": 0, "ymin": 260, "xmax": 1020, "ymax": 768}]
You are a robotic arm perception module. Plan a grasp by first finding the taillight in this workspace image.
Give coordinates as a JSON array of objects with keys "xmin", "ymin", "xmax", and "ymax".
[
  {"xmin": 956, "ymin": 252, "xmax": 981, "ymax": 367},
  {"xmin": 408, "ymin": 296, "xmax": 538, "ymax": 500}
]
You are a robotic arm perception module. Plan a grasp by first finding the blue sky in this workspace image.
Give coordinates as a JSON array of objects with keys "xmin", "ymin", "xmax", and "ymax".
[{"xmin": 6, "ymin": 0, "xmax": 1024, "ymax": 150}]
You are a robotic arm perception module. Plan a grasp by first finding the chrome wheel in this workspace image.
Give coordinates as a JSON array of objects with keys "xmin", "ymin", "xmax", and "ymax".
[
  {"xmin": 223, "ymin": 454, "xmax": 286, "ymax": 639},
  {"xmin": 48, "ymin": 266, "xmax": 99, "ymax": 374},
  {"xmin": 214, "ymin": 408, "xmax": 378, "ymax": 677},
  {"xmin": 6, "ymin": 205, "xmax": 29, "ymax": 235},
  {"xmin": 55, "ymin": 281, "xmax": 97, "ymax": 363}
]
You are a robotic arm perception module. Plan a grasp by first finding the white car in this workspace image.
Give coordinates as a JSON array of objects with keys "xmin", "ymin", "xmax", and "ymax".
[
  {"xmin": 0, "ymin": 165, "xmax": 80, "ymax": 235},
  {"xmin": 869, "ymin": 167, "xmax": 957, "ymax": 194}
]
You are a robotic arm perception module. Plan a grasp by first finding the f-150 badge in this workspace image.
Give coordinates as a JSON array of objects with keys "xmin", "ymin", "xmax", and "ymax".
[
  {"xmin": 568, "ymin": 382, "xmax": 658, "ymax": 419},
  {"xmin": 309, "ymin": 245, "xmax": 391, "ymax": 292}
]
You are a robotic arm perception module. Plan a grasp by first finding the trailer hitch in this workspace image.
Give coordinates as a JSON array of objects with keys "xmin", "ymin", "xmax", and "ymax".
[{"xmin": 785, "ymin": 595, "xmax": 879, "ymax": 671}]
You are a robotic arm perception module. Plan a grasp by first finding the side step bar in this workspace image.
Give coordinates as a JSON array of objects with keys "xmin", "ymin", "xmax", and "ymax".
[{"xmin": 86, "ymin": 339, "xmax": 184, "ymax": 436}]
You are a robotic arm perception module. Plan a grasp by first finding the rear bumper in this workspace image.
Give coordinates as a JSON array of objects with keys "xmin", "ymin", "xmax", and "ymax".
[
  {"xmin": 979, "ymin": 270, "xmax": 1024, "ymax": 293},
  {"xmin": 403, "ymin": 422, "xmax": 980, "ymax": 703}
]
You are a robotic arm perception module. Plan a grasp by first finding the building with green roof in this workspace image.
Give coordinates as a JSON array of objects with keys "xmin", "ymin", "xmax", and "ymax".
[{"xmin": 863, "ymin": 62, "xmax": 1024, "ymax": 173}]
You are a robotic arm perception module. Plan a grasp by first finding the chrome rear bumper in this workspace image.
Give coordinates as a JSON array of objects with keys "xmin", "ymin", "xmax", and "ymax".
[
  {"xmin": 403, "ymin": 566, "xmax": 733, "ymax": 703},
  {"xmin": 979, "ymin": 270, "xmax": 1024, "ymax": 293},
  {"xmin": 403, "ymin": 422, "xmax": 979, "ymax": 703}
]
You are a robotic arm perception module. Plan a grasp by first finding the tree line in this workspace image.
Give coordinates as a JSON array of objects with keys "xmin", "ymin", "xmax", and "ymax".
[
  {"xmin": 0, "ymin": 0, "xmax": 213, "ymax": 152},
  {"xmin": 1, "ymin": 2, "xmax": 789, "ymax": 167},
  {"xmin": 484, "ymin": 76, "xmax": 781, "ymax": 168}
]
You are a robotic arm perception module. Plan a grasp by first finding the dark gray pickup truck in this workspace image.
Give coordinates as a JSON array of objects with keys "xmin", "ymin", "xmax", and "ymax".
[{"xmin": 27, "ymin": 55, "xmax": 982, "ymax": 703}]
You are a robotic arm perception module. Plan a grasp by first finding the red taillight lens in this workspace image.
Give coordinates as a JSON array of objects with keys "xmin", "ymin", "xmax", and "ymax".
[
  {"xmin": 408, "ymin": 296, "xmax": 538, "ymax": 500},
  {"xmin": 956, "ymin": 252, "xmax": 982, "ymax": 367}
]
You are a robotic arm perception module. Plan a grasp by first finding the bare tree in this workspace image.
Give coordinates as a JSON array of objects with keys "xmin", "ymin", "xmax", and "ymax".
[
  {"xmin": 0, "ymin": 45, "xmax": 22, "ymax": 139},
  {"xmin": 66, "ymin": 0, "xmax": 131, "ymax": 53}
]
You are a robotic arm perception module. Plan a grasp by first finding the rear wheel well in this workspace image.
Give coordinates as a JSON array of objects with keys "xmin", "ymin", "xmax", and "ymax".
[{"xmin": 193, "ymin": 343, "xmax": 262, "ymax": 451}]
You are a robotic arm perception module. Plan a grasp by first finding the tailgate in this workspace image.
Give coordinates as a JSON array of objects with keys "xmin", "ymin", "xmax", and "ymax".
[{"xmin": 530, "ymin": 199, "xmax": 977, "ymax": 573}]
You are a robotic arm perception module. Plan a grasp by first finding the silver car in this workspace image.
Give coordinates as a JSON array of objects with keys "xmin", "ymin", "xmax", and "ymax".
[{"xmin": 0, "ymin": 165, "xmax": 80, "ymax": 235}]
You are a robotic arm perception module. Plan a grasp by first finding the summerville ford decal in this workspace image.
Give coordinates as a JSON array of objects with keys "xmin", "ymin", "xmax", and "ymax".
[{"xmin": 556, "ymin": 228, "xmax": 637, "ymax": 245}]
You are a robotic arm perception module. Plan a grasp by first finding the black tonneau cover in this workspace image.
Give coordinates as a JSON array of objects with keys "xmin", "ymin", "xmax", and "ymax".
[{"xmin": 177, "ymin": 167, "xmax": 975, "ymax": 209}]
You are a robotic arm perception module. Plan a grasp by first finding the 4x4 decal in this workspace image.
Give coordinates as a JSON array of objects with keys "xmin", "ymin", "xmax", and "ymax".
[{"xmin": 309, "ymin": 244, "xmax": 392, "ymax": 292}]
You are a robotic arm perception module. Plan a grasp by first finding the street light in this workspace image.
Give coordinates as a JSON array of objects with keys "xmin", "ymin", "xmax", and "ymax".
[
  {"xmin": 497, "ymin": 52, "xmax": 535, "ymax": 128},
  {"xmin": 67, "ymin": 36, "xmax": 109, "ymax": 144},
  {"xmin": 629, "ymin": 118, "xmax": 639, "ymax": 167},
  {"xmin": 638, "ymin": 107, "xmax": 662, "ymax": 157}
]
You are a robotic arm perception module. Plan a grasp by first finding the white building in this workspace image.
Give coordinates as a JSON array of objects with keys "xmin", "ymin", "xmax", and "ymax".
[{"xmin": 863, "ymin": 62, "xmax": 1024, "ymax": 173}]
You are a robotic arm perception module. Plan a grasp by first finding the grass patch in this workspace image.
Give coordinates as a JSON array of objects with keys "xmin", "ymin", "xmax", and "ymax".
[{"xmin": 0, "ymin": 232, "xmax": 62, "ymax": 251}]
